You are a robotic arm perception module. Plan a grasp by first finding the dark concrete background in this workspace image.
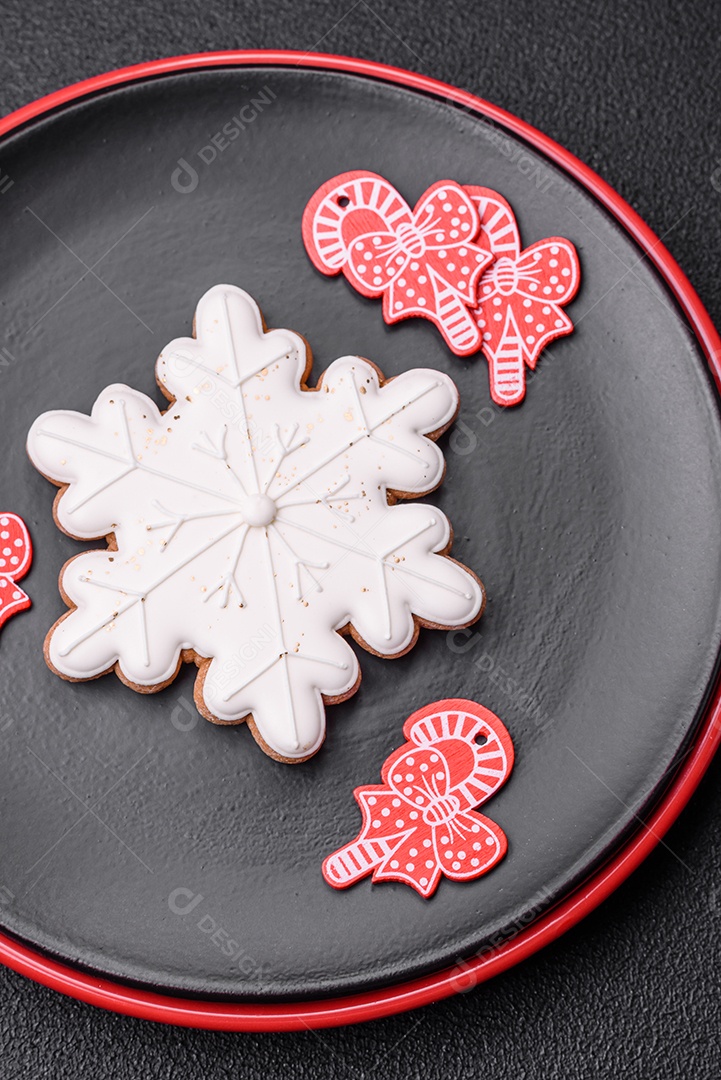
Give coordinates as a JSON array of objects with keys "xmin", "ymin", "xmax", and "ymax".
[{"xmin": 0, "ymin": 1, "xmax": 720, "ymax": 1076}]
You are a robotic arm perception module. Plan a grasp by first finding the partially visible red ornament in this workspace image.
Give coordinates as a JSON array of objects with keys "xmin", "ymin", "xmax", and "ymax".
[{"xmin": 0, "ymin": 512, "xmax": 32, "ymax": 630}]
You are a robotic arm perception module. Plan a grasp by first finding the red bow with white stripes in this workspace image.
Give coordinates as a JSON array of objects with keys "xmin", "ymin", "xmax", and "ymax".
[
  {"xmin": 0, "ymin": 512, "xmax": 32, "ymax": 631},
  {"xmin": 302, "ymin": 171, "xmax": 493, "ymax": 355},
  {"xmin": 322, "ymin": 699, "xmax": 514, "ymax": 898},
  {"xmin": 302, "ymin": 172, "xmax": 581, "ymax": 406}
]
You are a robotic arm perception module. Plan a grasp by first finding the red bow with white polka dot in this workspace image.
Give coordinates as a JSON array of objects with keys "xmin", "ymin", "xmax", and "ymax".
[
  {"xmin": 322, "ymin": 699, "xmax": 514, "ymax": 898},
  {"xmin": 302, "ymin": 171, "xmax": 494, "ymax": 356},
  {"xmin": 0, "ymin": 513, "xmax": 32, "ymax": 630},
  {"xmin": 302, "ymin": 172, "xmax": 581, "ymax": 406},
  {"xmin": 468, "ymin": 186, "xmax": 581, "ymax": 406}
]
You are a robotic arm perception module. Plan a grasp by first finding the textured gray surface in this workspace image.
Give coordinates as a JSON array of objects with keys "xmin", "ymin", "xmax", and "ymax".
[{"xmin": 1, "ymin": 0, "xmax": 720, "ymax": 1076}]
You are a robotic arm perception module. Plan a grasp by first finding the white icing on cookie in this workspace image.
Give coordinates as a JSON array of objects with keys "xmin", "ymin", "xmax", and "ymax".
[{"xmin": 27, "ymin": 286, "xmax": 484, "ymax": 760}]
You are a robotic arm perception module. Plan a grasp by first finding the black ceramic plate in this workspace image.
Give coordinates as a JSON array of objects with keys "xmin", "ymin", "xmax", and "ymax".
[{"xmin": 1, "ymin": 54, "xmax": 721, "ymax": 1012}]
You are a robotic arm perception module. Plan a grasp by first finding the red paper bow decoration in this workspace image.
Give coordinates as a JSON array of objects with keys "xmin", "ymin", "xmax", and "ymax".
[
  {"xmin": 302, "ymin": 171, "xmax": 494, "ymax": 355},
  {"xmin": 0, "ymin": 512, "xmax": 32, "ymax": 630},
  {"xmin": 303, "ymin": 172, "xmax": 582, "ymax": 407},
  {"xmin": 323, "ymin": 699, "xmax": 514, "ymax": 898},
  {"xmin": 468, "ymin": 186, "xmax": 581, "ymax": 406}
]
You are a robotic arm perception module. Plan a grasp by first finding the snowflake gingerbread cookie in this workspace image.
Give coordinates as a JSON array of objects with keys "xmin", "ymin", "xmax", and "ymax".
[{"xmin": 27, "ymin": 286, "xmax": 484, "ymax": 762}]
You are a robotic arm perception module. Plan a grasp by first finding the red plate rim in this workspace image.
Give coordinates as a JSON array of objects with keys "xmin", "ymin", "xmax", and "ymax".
[{"xmin": 1, "ymin": 49, "xmax": 720, "ymax": 1031}]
